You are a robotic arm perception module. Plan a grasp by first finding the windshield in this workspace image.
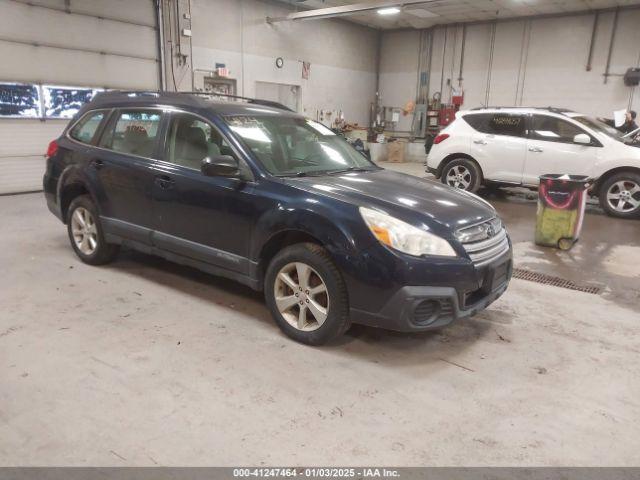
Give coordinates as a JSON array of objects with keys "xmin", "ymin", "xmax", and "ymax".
[
  {"xmin": 571, "ymin": 116, "xmax": 626, "ymax": 142},
  {"xmin": 224, "ymin": 115, "xmax": 377, "ymax": 176}
]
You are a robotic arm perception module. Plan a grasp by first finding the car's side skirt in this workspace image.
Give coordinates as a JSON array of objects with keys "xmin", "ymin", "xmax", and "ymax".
[{"xmin": 101, "ymin": 216, "xmax": 261, "ymax": 291}]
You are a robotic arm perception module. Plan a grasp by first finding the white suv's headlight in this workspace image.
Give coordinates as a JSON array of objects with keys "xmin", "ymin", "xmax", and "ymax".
[{"xmin": 359, "ymin": 207, "xmax": 457, "ymax": 257}]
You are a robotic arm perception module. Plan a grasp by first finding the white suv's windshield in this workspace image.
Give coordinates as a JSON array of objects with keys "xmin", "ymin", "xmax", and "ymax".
[{"xmin": 224, "ymin": 115, "xmax": 377, "ymax": 176}]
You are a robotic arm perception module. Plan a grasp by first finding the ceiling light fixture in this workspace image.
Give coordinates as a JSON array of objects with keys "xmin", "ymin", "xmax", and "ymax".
[{"xmin": 377, "ymin": 7, "xmax": 401, "ymax": 15}]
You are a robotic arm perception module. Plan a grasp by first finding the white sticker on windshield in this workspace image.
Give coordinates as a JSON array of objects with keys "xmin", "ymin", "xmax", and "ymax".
[{"xmin": 306, "ymin": 119, "xmax": 335, "ymax": 136}]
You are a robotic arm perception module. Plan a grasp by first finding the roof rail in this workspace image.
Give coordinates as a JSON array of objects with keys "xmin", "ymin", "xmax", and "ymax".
[
  {"xmin": 470, "ymin": 105, "xmax": 573, "ymax": 115},
  {"xmin": 180, "ymin": 91, "xmax": 295, "ymax": 112},
  {"xmin": 95, "ymin": 90, "xmax": 295, "ymax": 113}
]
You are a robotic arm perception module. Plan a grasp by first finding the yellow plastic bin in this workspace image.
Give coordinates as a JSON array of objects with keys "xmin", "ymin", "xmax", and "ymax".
[{"xmin": 535, "ymin": 174, "xmax": 591, "ymax": 250}]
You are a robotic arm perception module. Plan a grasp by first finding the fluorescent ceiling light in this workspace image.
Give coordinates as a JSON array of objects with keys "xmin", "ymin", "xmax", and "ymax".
[
  {"xmin": 377, "ymin": 7, "xmax": 401, "ymax": 15},
  {"xmin": 406, "ymin": 8, "xmax": 438, "ymax": 18}
]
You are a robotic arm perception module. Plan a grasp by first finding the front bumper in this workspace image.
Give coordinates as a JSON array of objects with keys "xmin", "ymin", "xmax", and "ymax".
[{"xmin": 349, "ymin": 252, "xmax": 512, "ymax": 332}]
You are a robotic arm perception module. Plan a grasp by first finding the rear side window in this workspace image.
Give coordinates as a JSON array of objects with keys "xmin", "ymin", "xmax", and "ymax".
[
  {"xmin": 69, "ymin": 111, "xmax": 105, "ymax": 144},
  {"xmin": 464, "ymin": 113, "xmax": 526, "ymax": 137},
  {"xmin": 530, "ymin": 115, "xmax": 586, "ymax": 143},
  {"xmin": 99, "ymin": 110, "xmax": 162, "ymax": 158}
]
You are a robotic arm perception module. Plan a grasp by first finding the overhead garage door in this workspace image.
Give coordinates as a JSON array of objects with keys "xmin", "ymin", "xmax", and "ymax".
[{"xmin": 0, "ymin": 0, "xmax": 159, "ymax": 194}]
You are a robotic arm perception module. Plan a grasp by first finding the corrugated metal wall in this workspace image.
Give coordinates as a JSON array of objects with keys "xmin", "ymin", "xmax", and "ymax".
[
  {"xmin": 0, "ymin": 119, "xmax": 67, "ymax": 194},
  {"xmin": 0, "ymin": 0, "xmax": 159, "ymax": 194}
]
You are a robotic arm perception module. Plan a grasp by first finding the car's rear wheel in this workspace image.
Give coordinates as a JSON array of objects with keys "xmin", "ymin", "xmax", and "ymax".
[
  {"xmin": 599, "ymin": 172, "xmax": 640, "ymax": 219},
  {"xmin": 441, "ymin": 158, "xmax": 482, "ymax": 192},
  {"xmin": 265, "ymin": 243, "xmax": 350, "ymax": 345},
  {"xmin": 67, "ymin": 195, "xmax": 119, "ymax": 265}
]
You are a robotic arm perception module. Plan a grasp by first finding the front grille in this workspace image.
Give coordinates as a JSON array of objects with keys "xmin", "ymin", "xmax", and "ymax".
[{"xmin": 458, "ymin": 218, "xmax": 510, "ymax": 266}]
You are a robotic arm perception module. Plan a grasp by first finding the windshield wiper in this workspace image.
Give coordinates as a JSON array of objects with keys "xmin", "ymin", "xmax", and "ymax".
[
  {"xmin": 276, "ymin": 171, "xmax": 328, "ymax": 178},
  {"xmin": 326, "ymin": 166, "xmax": 376, "ymax": 175}
]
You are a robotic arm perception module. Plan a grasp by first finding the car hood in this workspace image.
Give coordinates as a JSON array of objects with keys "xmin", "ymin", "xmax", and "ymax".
[{"xmin": 286, "ymin": 169, "xmax": 496, "ymax": 232}]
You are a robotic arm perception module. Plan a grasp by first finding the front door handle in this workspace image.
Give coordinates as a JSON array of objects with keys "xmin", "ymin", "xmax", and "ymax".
[
  {"xmin": 528, "ymin": 147, "xmax": 544, "ymax": 153},
  {"xmin": 155, "ymin": 175, "xmax": 175, "ymax": 189},
  {"xmin": 90, "ymin": 159, "xmax": 104, "ymax": 170},
  {"xmin": 473, "ymin": 139, "xmax": 488, "ymax": 145}
]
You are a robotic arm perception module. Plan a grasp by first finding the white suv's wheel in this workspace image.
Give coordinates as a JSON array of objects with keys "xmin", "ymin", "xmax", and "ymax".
[
  {"xmin": 599, "ymin": 172, "xmax": 640, "ymax": 219},
  {"xmin": 441, "ymin": 158, "xmax": 482, "ymax": 192}
]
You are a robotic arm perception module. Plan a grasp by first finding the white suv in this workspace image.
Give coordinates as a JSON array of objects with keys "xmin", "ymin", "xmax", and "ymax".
[{"xmin": 427, "ymin": 107, "xmax": 640, "ymax": 218}]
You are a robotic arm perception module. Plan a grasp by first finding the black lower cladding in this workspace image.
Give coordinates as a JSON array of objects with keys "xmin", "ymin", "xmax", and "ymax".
[{"xmin": 350, "ymin": 254, "xmax": 512, "ymax": 332}]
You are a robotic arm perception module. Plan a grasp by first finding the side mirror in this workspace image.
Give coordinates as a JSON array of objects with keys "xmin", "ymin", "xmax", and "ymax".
[
  {"xmin": 201, "ymin": 155, "xmax": 239, "ymax": 177},
  {"xmin": 573, "ymin": 133, "xmax": 591, "ymax": 145}
]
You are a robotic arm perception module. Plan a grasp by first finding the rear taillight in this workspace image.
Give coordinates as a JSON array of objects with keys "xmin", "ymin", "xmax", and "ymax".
[
  {"xmin": 433, "ymin": 133, "xmax": 450, "ymax": 145},
  {"xmin": 46, "ymin": 140, "xmax": 59, "ymax": 158}
]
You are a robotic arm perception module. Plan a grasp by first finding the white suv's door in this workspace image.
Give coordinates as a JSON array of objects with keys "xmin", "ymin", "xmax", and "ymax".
[
  {"xmin": 466, "ymin": 112, "xmax": 527, "ymax": 183},
  {"xmin": 523, "ymin": 114, "xmax": 600, "ymax": 185}
]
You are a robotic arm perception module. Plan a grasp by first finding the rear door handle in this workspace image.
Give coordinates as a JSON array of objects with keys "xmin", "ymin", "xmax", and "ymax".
[
  {"xmin": 155, "ymin": 175, "xmax": 175, "ymax": 189},
  {"xmin": 90, "ymin": 159, "xmax": 104, "ymax": 170},
  {"xmin": 528, "ymin": 147, "xmax": 544, "ymax": 153},
  {"xmin": 473, "ymin": 139, "xmax": 488, "ymax": 145}
]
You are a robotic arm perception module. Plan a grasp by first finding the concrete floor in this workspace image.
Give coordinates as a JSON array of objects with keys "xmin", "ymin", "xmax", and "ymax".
[{"xmin": 1, "ymin": 167, "xmax": 639, "ymax": 466}]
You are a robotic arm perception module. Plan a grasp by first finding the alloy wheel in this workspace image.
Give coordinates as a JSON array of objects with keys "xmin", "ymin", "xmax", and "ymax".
[
  {"xmin": 446, "ymin": 165, "xmax": 472, "ymax": 189},
  {"xmin": 273, "ymin": 262, "xmax": 329, "ymax": 332},
  {"xmin": 71, "ymin": 207, "xmax": 98, "ymax": 255},
  {"xmin": 606, "ymin": 180, "xmax": 640, "ymax": 213}
]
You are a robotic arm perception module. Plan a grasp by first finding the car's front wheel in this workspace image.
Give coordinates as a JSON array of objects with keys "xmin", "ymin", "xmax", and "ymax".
[
  {"xmin": 264, "ymin": 243, "xmax": 350, "ymax": 345},
  {"xmin": 599, "ymin": 172, "xmax": 640, "ymax": 219},
  {"xmin": 441, "ymin": 158, "xmax": 482, "ymax": 192},
  {"xmin": 67, "ymin": 195, "xmax": 119, "ymax": 265}
]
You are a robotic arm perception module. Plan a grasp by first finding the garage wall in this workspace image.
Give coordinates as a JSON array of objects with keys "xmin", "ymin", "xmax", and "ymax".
[
  {"xmin": 190, "ymin": 0, "xmax": 378, "ymax": 125},
  {"xmin": 0, "ymin": 0, "xmax": 159, "ymax": 194},
  {"xmin": 379, "ymin": 8, "xmax": 640, "ymax": 122}
]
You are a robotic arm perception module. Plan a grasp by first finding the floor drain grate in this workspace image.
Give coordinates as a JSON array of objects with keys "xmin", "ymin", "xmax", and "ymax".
[{"xmin": 512, "ymin": 268, "xmax": 602, "ymax": 294}]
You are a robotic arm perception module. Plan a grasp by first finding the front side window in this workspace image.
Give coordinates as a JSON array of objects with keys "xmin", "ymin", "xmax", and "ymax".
[
  {"xmin": 224, "ymin": 116, "xmax": 375, "ymax": 176},
  {"xmin": 99, "ymin": 110, "xmax": 161, "ymax": 158},
  {"xmin": 166, "ymin": 113, "xmax": 235, "ymax": 170},
  {"xmin": 69, "ymin": 111, "xmax": 105, "ymax": 144},
  {"xmin": 572, "ymin": 116, "xmax": 625, "ymax": 142},
  {"xmin": 530, "ymin": 115, "xmax": 587, "ymax": 143}
]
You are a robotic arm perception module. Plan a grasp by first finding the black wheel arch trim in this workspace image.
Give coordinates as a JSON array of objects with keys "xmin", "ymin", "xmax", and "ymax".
[
  {"xmin": 57, "ymin": 166, "xmax": 101, "ymax": 219},
  {"xmin": 592, "ymin": 166, "xmax": 640, "ymax": 194},
  {"xmin": 437, "ymin": 153, "xmax": 483, "ymax": 180}
]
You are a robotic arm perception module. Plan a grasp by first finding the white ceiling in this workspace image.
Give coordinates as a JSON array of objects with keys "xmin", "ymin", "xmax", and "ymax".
[{"xmin": 275, "ymin": 0, "xmax": 640, "ymax": 29}]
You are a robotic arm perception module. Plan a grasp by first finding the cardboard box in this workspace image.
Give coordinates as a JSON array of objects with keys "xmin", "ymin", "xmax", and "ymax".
[{"xmin": 387, "ymin": 141, "xmax": 406, "ymax": 163}]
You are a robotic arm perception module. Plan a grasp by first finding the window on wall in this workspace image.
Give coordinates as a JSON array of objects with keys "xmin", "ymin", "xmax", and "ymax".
[
  {"xmin": 0, "ymin": 82, "xmax": 102, "ymax": 119},
  {"xmin": 0, "ymin": 83, "xmax": 41, "ymax": 118},
  {"xmin": 43, "ymin": 86, "xmax": 102, "ymax": 118}
]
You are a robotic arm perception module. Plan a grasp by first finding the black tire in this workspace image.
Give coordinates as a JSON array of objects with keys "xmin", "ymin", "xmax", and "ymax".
[
  {"xmin": 66, "ymin": 195, "xmax": 119, "ymax": 265},
  {"xmin": 598, "ymin": 172, "xmax": 640, "ymax": 219},
  {"xmin": 264, "ymin": 243, "xmax": 350, "ymax": 345},
  {"xmin": 440, "ymin": 158, "xmax": 482, "ymax": 192}
]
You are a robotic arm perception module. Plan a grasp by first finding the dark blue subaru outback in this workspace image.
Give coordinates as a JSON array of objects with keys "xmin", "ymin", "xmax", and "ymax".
[{"xmin": 44, "ymin": 91, "xmax": 512, "ymax": 345}]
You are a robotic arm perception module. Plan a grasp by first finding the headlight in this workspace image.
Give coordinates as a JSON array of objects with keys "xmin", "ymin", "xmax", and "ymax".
[{"xmin": 359, "ymin": 207, "xmax": 457, "ymax": 257}]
